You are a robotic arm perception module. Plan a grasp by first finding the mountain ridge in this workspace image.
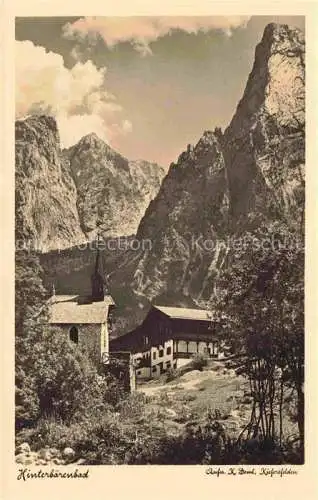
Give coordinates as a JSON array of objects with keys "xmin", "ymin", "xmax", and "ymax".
[{"xmin": 15, "ymin": 118, "xmax": 165, "ymax": 251}]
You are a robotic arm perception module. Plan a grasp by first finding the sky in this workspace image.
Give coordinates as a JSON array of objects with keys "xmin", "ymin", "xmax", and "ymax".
[{"xmin": 15, "ymin": 16, "xmax": 305, "ymax": 168}]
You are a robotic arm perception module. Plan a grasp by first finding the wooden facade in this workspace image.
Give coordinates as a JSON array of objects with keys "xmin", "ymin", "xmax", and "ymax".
[{"xmin": 110, "ymin": 306, "xmax": 221, "ymax": 379}]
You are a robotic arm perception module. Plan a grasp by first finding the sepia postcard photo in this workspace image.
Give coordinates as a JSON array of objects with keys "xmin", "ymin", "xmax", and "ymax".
[{"xmin": 2, "ymin": 2, "xmax": 318, "ymax": 499}]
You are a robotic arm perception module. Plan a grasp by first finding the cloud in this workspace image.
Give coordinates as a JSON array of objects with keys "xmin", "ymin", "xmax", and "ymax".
[
  {"xmin": 63, "ymin": 16, "xmax": 251, "ymax": 56},
  {"xmin": 122, "ymin": 119, "xmax": 133, "ymax": 133},
  {"xmin": 15, "ymin": 40, "xmax": 132, "ymax": 147}
]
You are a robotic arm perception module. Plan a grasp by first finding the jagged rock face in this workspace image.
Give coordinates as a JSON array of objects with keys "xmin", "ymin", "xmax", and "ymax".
[
  {"xmin": 111, "ymin": 23, "xmax": 305, "ymax": 309},
  {"xmin": 224, "ymin": 23, "xmax": 305, "ymax": 226},
  {"xmin": 64, "ymin": 134, "xmax": 165, "ymax": 239},
  {"xmin": 15, "ymin": 116, "xmax": 86, "ymax": 252},
  {"xmin": 15, "ymin": 119, "xmax": 165, "ymax": 252},
  {"xmin": 134, "ymin": 131, "xmax": 229, "ymax": 301}
]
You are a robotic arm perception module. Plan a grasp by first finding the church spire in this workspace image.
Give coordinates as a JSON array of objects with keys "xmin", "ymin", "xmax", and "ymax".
[{"xmin": 91, "ymin": 233, "xmax": 105, "ymax": 302}]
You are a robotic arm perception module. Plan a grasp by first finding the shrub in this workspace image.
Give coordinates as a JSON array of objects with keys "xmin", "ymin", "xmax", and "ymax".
[
  {"xmin": 191, "ymin": 353, "xmax": 208, "ymax": 371},
  {"xmin": 16, "ymin": 325, "xmax": 111, "ymax": 428},
  {"xmin": 115, "ymin": 391, "xmax": 149, "ymax": 419},
  {"xmin": 180, "ymin": 393, "xmax": 197, "ymax": 403},
  {"xmin": 25, "ymin": 408, "xmax": 166, "ymax": 465},
  {"xmin": 156, "ymin": 390, "xmax": 171, "ymax": 407},
  {"xmin": 102, "ymin": 372, "xmax": 127, "ymax": 407},
  {"xmin": 16, "ymin": 396, "xmax": 304, "ymax": 465},
  {"xmin": 15, "ymin": 367, "xmax": 40, "ymax": 428},
  {"xmin": 31, "ymin": 331, "xmax": 110, "ymax": 424},
  {"xmin": 165, "ymin": 368, "xmax": 178, "ymax": 383}
]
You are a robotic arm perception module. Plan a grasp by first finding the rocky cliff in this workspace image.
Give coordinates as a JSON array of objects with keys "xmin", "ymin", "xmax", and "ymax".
[
  {"xmin": 64, "ymin": 134, "xmax": 165, "ymax": 240},
  {"xmin": 110, "ymin": 23, "xmax": 305, "ymax": 315},
  {"xmin": 224, "ymin": 23, "xmax": 305, "ymax": 225},
  {"xmin": 15, "ymin": 115, "xmax": 86, "ymax": 252},
  {"xmin": 134, "ymin": 129, "xmax": 229, "ymax": 302},
  {"xmin": 16, "ymin": 119, "xmax": 165, "ymax": 251}
]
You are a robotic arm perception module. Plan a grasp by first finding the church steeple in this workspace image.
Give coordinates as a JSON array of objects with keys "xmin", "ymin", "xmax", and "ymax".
[{"xmin": 91, "ymin": 234, "xmax": 105, "ymax": 302}]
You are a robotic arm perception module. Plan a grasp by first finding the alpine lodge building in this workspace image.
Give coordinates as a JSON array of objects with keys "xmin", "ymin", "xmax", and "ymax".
[{"xmin": 110, "ymin": 305, "xmax": 223, "ymax": 379}]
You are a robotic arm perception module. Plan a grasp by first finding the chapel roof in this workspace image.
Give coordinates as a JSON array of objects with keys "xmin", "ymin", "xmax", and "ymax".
[{"xmin": 48, "ymin": 294, "xmax": 114, "ymax": 324}]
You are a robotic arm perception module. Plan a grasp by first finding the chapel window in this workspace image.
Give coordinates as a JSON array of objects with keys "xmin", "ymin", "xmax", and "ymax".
[{"xmin": 69, "ymin": 326, "xmax": 79, "ymax": 344}]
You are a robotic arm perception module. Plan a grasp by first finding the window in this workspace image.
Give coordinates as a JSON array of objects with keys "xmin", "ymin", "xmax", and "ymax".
[
  {"xmin": 69, "ymin": 326, "xmax": 78, "ymax": 344},
  {"xmin": 137, "ymin": 370, "xmax": 141, "ymax": 376},
  {"xmin": 166, "ymin": 346, "xmax": 171, "ymax": 355},
  {"xmin": 166, "ymin": 361, "xmax": 171, "ymax": 369},
  {"xmin": 135, "ymin": 357, "xmax": 142, "ymax": 367},
  {"xmin": 152, "ymin": 366, "xmax": 157, "ymax": 373},
  {"xmin": 159, "ymin": 349, "xmax": 164, "ymax": 358},
  {"xmin": 153, "ymin": 352, "xmax": 156, "ymax": 360},
  {"xmin": 108, "ymin": 313, "xmax": 113, "ymax": 328}
]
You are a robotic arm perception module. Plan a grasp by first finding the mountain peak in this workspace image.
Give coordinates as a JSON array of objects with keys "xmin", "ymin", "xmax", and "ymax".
[
  {"xmin": 196, "ymin": 130, "xmax": 221, "ymax": 149},
  {"xmin": 78, "ymin": 132, "xmax": 108, "ymax": 148},
  {"xmin": 223, "ymin": 21, "xmax": 305, "ymax": 222},
  {"xmin": 226, "ymin": 21, "xmax": 304, "ymax": 140},
  {"xmin": 15, "ymin": 114, "xmax": 60, "ymax": 146},
  {"xmin": 67, "ymin": 132, "xmax": 123, "ymax": 162},
  {"xmin": 262, "ymin": 22, "xmax": 304, "ymax": 42},
  {"xmin": 256, "ymin": 23, "xmax": 304, "ymax": 65}
]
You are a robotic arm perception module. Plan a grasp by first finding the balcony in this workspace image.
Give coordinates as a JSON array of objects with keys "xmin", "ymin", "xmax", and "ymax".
[{"xmin": 175, "ymin": 352, "xmax": 218, "ymax": 359}]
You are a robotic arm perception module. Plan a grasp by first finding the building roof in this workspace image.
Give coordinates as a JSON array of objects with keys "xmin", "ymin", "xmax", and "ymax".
[
  {"xmin": 153, "ymin": 305, "xmax": 213, "ymax": 321},
  {"xmin": 48, "ymin": 294, "xmax": 114, "ymax": 324}
]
